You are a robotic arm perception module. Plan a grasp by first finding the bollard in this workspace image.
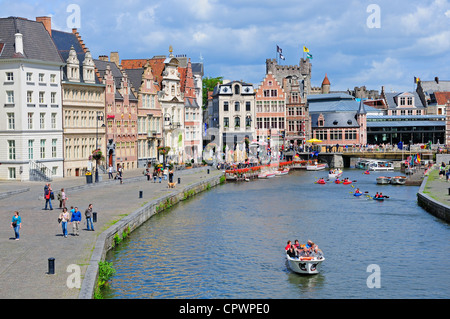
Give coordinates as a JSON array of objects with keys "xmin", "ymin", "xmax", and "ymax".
[
  {"xmin": 178, "ymin": 177, "xmax": 181, "ymax": 184},
  {"xmin": 93, "ymin": 212, "xmax": 97, "ymax": 223},
  {"xmin": 207, "ymin": 169, "xmax": 210, "ymax": 174},
  {"xmin": 448, "ymin": 188, "xmax": 450, "ymax": 196},
  {"xmin": 139, "ymin": 190, "xmax": 143, "ymax": 198},
  {"xmin": 48, "ymin": 257, "xmax": 55, "ymax": 275}
]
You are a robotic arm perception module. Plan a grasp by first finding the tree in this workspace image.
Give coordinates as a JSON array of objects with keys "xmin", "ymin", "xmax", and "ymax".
[{"xmin": 202, "ymin": 76, "xmax": 223, "ymax": 109}]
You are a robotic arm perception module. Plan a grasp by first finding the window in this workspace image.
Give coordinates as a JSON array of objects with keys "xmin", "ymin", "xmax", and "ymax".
[
  {"xmin": 7, "ymin": 113, "xmax": 15, "ymax": 130},
  {"xmin": 51, "ymin": 92, "xmax": 56, "ymax": 104},
  {"xmin": 28, "ymin": 140, "xmax": 34, "ymax": 160},
  {"xmin": 6, "ymin": 91, "xmax": 14, "ymax": 104},
  {"xmin": 264, "ymin": 117, "xmax": 270, "ymax": 129},
  {"xmin": 271, "ymin": 101, "xmax": 277, "ymax": 112},
  {"xmin": 8, "ymin": 140, "xmax": 16, "ymax": 159},
  {"xmin": 234, "ymin": 116, "xmax": 241, "ymax": 127},
  {"xmin": 271, "ymin": 117, "xmax": 278, "ymax": 129},
  {"xmin": 6, "ymin": 72, "xmax": 14, "ymax": 81},
  {"xmin": 8, "ymin": 168, "xmax": 16, "ymax": 179},
  {"xmin": 28, "ymin": 113, "xmax": 33, "ymax": 129},
  {"xmin": 27, "ymin": 91, "xmax": 33, "ymax": 103},
  {"xmin": 246, "ymin": 116, "xmax": 252, "ymax": 127},
  {"xmin": 234, "ymin": 85, "xmax": 240, "ymax": 95},
  {"xmin": 345, "ymin": 130, "xmax": 357, "ymax": 140},
  {"xmin": 39, "ymin": 73, "xmax": 44, "ymax": 82},
  {"xmin": 51, "ymin": 113, "xmax": 57, "ymax": 129},
  {"xmin": 50, "ymin": 74, "xmax": 56, "ymax": 83},
  {"xmin": 27, "ymin": 72, "xmax": 33, "ymax": 82},
  {"xmin": 291, "ymin": 92, "xmax": 299, "ymax": 103},
  {"xmin": 279, "ymin": 117, "xmax": 285, "ymax": 129},
  {"xmin": 246, "ymin": 101, "xmax": 251, "ymax": 112},
  {"xmin": 40, "ymin": 139, "xmax": 46, "ymax": 158},
  {"xmin": 407, "ymin": 97, "xmax": 413, "ymax": 105},
  {"xmin": 235, "ymin": 102, "xmax": 240, "ymax": 112},
  {"xmin": 263, "ymin": 90, "xmax": 270, "ymax": 97},
  {"xmin": 52, "ymin": 139, "xmax": 57, "ymax": 158},
  {"xmin": 257, "ymin": 117, "xmax": 262, "ymax": 129},
  {"xmin": 256, "ymin": 101, "xmax": 262, "ymax": 112},
  {"xmin": 271, "ymin": 90, "xmax": 277, "ymax": 97},
  {"xmin": 40, "ymin": 113, "xmax": 45, "ymax": 129},
  {"xmin": 39, "ymin": 92, "xmax": 45, "ymax": 104},
  {"xmin": 224, "ymin": 117, "xmax": 229, "ymax": 127},
  {"xmin": 408, "ymin": 110, "xmax": 413, "ymax": 116}
]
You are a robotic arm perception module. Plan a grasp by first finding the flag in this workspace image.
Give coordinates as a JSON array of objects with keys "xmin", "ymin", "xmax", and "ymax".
[
  {"xmin": 397, "ymin": 141, "xmax": 403, "ymax": 150},
  {"xmin": 303, "ymin": 46, "xmax": 309, "ymax": 53},
  {"xmin": 306, "ymin": 52, "xmax": 313, "ymax": 59},
  {"xmin": 414, "ymin": 76, "xmax": 420, "ymax": 84},
  {"xmin": 415, "ymin": 153, "xmax": 421, "ymax": 164},
  {"xmin": 279, "ymin": 53, "xmax": 285, "ymax": 60},
  {"xmin": 277, "ymin": 45, "xmax": 282, "ymax": 53}
]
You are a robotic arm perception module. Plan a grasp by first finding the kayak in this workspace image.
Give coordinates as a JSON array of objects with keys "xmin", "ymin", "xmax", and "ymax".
[
  {"xmin": 316, "ymin": 180, "xmax": 326, "ymax": 184},
  {"xmin": 373, "ymin": 196, "xmax": 384, "ymax": 201},
  {"xmin": 343, "ymin": 181, "xmax": 352, "ymax": 185},
  {"xmin": 354, "ymin": 193, "xmax": 363, "ymax": 197}
]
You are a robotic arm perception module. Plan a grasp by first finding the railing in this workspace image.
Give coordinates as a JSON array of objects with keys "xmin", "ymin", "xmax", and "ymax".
[{"xmin": 29, "ymin": 160, "xmax": 53, "ymax": 182}]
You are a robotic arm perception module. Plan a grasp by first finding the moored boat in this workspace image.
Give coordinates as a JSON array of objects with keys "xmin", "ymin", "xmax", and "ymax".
[
  {"xmin": 391, "ymin": 176, "xmax": 407, "ymax": 185},
  {"xmin": 306, "ymin": 163, "xmax": 327, "ymax": 171},
  {"xmin": 369, "ymin": 160, "xmax": 394, "ymax": 171},
  {"xmin": 286, "ymin": 255, "xmax": 325, "ymax": 275},
  {"xmin": 274, "ymin": 168, "xmax": 290, "ymax": 176},
  {"xmin": 258, "ymin": 171, "xmax": 275, "ymax": 179},
  {"xmin": 376, "ymin": 176, "xmax": 391, "ymax": 184}
]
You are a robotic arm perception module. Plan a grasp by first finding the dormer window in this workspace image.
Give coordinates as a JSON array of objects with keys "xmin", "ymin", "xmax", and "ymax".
[
  {"xmin": 234, "ymin": 84, "xmax": 240, "ymax": 95},
  {"xmin": 318, "ymin": 114, "xmax": 325, "ymax": 127}
]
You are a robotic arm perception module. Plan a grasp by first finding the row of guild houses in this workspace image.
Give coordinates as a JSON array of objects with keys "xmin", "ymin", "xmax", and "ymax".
[
  {"xmin": 204, "ymin": 58, "xmax": 449, "ymax": 161},
  {"xmin": 0, "ymin": 16, "xmax": 203, "ymax": 181}
]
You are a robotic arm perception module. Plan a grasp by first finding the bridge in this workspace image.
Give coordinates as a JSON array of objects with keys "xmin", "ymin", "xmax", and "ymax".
[{"xmin": 291, "ymin": 149, "xmax": 436, "ymax": 168}]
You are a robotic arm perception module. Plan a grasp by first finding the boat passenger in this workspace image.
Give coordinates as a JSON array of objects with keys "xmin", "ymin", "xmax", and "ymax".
[
  {"xmin": 310, "ymin": 246, "xmax": 324, "ymax": 259},
  {"xmin": 374, "ymin": 192, "xmax": 380, "ymax": 198},
  {"xmin": 380, "ymin": 192, "xmax": 384, "ymax": 198},
  {"xmin": 285, "ymin": 240, "xmax": 292, "ymax": 251},
  {"xmin": 286, "ymin": 245, "xmax": 297, "ymax": 258},
  {"xmin": 355, "ymin": 188, "xmax": 361, "ymax": 194},
  {"xmin": 294, "ymin": 239, "xmax": 301, "ymax": 250},
  {"xmin": 299, "ymin": 246, "xmax": 310, "ymax": 257}
]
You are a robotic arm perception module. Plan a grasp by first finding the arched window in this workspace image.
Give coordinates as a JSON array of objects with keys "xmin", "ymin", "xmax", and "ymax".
[
  {"xmin": 234, "ymin": 116, "xmax": 240, "ymax": 127},
  {"xmin": 234, "ymin": 85, "xmax": 240, "ymax": 95}
]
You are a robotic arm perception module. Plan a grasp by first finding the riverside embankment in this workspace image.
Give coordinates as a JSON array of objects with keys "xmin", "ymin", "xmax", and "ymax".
[{"xmin": 0, "ymin": 167, "xmax": 223, "ymax": 299}]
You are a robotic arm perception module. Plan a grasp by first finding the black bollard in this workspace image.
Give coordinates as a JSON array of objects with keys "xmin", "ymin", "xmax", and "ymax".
[
  {"xmin": 139, "ymin": 190, "xmax": 143, "ymax": 198},
  {"xmin": 93, "ymin": 212, "xmax": 97, "ymax": 223},
  {"xmin": 178, "ymin": 177, "xmax": 181, "ymax": 184},
  {"xmin": 207, "ymin": 169, "xmax": 210, "ymax": 174},
  {"xmin": 448, "ymin": 188, "xmax": 450, "ymax": 196},
  {"xmin": 48, "ymin": 257, "xmax": 55, "ymax": 274}
]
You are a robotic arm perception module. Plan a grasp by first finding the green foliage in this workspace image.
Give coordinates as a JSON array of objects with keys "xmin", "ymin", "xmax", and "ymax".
[{"xmin": 202, "ymin": 76, "xmax": 223, "ymax": 109}]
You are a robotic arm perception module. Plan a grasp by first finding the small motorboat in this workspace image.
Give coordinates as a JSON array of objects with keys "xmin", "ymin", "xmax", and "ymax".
[
  {"xmin": 391, "ymin": 176, "xmax": 406, "ymax": 185},
  {"xmin": 258, "ymin": 172, "xmax": 275, "ymax": 179},
  {"xmin": 328, "ymin": 169, "xmax": 343, "ymax": 179},
  {"xmin": 274, "ymin": 168, "xmax": 289, "ymax": 176},
  {"xmin": 286, "ymin": 254, "xmax": 325, "ymax": 275},
  {"xmin": 376, "ymin": 176, "xmax": 391, "ymax": 184}
]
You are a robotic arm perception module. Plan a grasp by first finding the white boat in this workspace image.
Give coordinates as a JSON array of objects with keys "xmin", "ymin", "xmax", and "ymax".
[
  {"xmin": 225, "ymin": 173, "xmax": 237, "ymax": 181},
  {"xmin": 376, "ymin": 176, "xmax": 391, "ymax": 184},
  {"xmin": 286, "ymin": 254, "xmax": 325, "ymax": 275},
  {"xmin": 391, "ymin": 176, "xmax": 407, "ymax": 185},
  {"xmin": 274, "ymin": 168, "xmax": 289, "ymax": 176},
  {"xmin": 328, "ymin": 169, "xmax": 343, "ymax": 179},
  {"xmin": 355, "ymin": 159, "xmax": 372, "ymax": 170},
  {"xmin": 306, "ymin": 163, "xmax": 327, "ymax": 171},
  {"xmin": 369, "ymin": 161, "xmax": 394, "ymax": 171},
  {"xmin": 258, "ymin": 171, "xmax": 275, "ymax": 179}
]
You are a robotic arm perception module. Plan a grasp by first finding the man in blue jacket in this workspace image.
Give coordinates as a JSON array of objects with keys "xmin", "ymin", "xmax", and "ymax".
[{"xmin": 70, "ymin": 207, "xmax": 82, "ymax": 236}]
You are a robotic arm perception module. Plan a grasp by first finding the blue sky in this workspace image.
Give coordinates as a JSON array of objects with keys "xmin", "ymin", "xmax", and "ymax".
[{"xmin": 2, "ymin": 0, "xmax": 449, "ymax": 93}]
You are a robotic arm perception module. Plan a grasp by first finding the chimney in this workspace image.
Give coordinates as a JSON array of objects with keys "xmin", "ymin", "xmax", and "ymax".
[
  {"xmin": 98, "ymin": 55, "xmax": 109, "ymax": 62},
  {"xmin": 36, "ymin": 16, "xmax": 51, "ymax": 36},
  {"xmin": 15, "ymin": 33, "xmax": 24, "ymax": 55},
  {"xmin": 110, "ymin": 52, "xmax": 120, "ymax": 67},
  {"xmin": 435, "ymin": 76, "xmax": 439, "ymax": 84}
]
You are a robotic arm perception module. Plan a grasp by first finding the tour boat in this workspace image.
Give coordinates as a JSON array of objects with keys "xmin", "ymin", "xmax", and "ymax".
[
  {"xmin": 355, "ymin": 159, "xmax": 372, "ymax": 170},
  {"xmin": 258, "ymin": 171, "xmax": 275, "ymax": 179},
  {"xmin": 286, "ymin": 254, "xmax": 325, "ymax": 275},
  {"xmin": 391, "ymin": 176, "xmax": 407, "ymax": 185},
  {"xmin": 306, "ymin": 163, "xmax": 327, "ymax": 171},
  {"xmin": 376, "ymin": 176, "xmax": 391, "ymax": 184},
  {"xmin": 369, "ymin": 161, "xmax": 394, "ymax": 171},
  {"xmin": 328, "ymin": 169, "xmax": 343, "ymax": 179}
]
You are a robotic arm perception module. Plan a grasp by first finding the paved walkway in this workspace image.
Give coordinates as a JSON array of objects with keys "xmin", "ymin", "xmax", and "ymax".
[
  {"xmin": 0, "ymin": 167, "xmax": 221, "ymax": 299},
  {"xmin": 423, "ymin": 166, "xmax": 450, "ymax": 208}
]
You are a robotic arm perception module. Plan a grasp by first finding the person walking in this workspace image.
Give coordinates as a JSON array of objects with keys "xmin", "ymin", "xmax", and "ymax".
[
  {"xmin": 85, "ymin": 204, "xmax": 95, "ymax": 231},
  {"xmin": 59, "ymin": 207, "xmax": 70, "ymax": 238},
  {"xmin": 169, "ymin": 167, "xmax": 174, "ymax": 183},
  {"xmin": 108, "ymin": 165, "xmax": 114, "ymax": 179},
  {"xmin": 11, "ymin": 211, "xmax": 22, "ymax": 240},
  {"xmin": 44, "ymin": 183, "xmax": 53, "ymax": 210},
  {"xmin": 60, "ymin": 188, "xmax": 68, "ymax": 209},
  {"xmin": 70, "ymin": 207, "xmax": 81, "ymax": 236}
]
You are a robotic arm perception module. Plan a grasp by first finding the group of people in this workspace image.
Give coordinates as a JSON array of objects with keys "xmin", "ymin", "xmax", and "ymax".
[
  {"xmin": 58, "ymin": 204, "xmax": 95, "ymax": 238},
  {"xmin": 438, "ymin": 162, "xmax": 450, "ymax": 181},
  {"xmin": 108, "ymin": 164, "xmax": 123, "ymax": 184},
  {"xmin": 374, "ymin": 192, "xmax": 386, "ymax": 199},
  {"xmin": 285, "ymin": 239, "xmax": 324, "ymax": 259},
  {"xmin": 144, "ymin": 166, "xmax": 175, "ymax": 184}
]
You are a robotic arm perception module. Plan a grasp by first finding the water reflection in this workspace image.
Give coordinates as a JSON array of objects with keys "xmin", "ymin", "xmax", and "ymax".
[{"xmin": 104, "ymin": 169, "xmax": 450, "ymax": 299}]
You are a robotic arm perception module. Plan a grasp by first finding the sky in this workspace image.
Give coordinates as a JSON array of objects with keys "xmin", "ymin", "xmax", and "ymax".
[{"xmin": 1, "ymin": 0, "xmax": 449, "ymax": 93}]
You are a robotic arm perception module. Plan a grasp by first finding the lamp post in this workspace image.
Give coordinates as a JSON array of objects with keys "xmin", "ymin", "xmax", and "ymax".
[{"xmin": 95, "ymin": 111, "xmax": 105, "ymax": 183}]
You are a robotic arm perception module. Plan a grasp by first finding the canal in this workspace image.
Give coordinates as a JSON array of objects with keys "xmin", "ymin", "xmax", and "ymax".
[{"xmin": 103, "ymin": 169, "xmax": 450, "ymax": 299}]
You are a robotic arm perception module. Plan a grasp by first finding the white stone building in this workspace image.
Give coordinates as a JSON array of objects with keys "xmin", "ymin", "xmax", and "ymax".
[{"xmin": 0, "ymin": 17, "xmax": 64, "ymax": 181}]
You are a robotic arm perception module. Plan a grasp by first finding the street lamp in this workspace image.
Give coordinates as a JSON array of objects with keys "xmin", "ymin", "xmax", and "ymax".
[{"xmin": 95, "ymin": 111, "xmax": 106, "ymax": 183}]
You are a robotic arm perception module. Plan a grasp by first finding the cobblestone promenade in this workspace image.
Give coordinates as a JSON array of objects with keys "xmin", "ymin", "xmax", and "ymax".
[{"xmin": 0, "ymin": 167, "xmax": 220, "ymax": 299}]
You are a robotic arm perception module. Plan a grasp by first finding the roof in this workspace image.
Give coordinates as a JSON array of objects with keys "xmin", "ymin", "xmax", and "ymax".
[
  {"xmin": 311, "ymin": 112, "xmax": 359, "ymax": 128},
  {"xmin": 434, "ymin": 92, "xmax": 450, "ymax": 105},
  {"xmin": 322, "ymin": 73, "xmax": 330, "ymax": 86},
  {"xmin": 419, "ymin": 80, "xmax": 450, "ymax": 93},
  {"xmin": 307, "ymin": 93, "xmax": 354, "ymax": 101},
  {"xmin": 124, "ymin": 68, "xmax": 144, "ymax": 92},
  {"xmin": 51, "ymin": 29, "xmax": 101, "ymax": 84},
  {"xmin": 94, "ymin": 59, "xmax": 137, "ymax": 101},
  {"xmin": 383, "ymin": 92, "xmax": 425, "ymax": 109},
  {"xmin": 0, "ymin": 17, "xmax": 63, "ymax": 64}
]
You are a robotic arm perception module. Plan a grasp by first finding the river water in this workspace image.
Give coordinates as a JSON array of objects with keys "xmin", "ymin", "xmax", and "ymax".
[{"xmin": 103, "ymin": 169, "xmax": 450, "ymax": 299}]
